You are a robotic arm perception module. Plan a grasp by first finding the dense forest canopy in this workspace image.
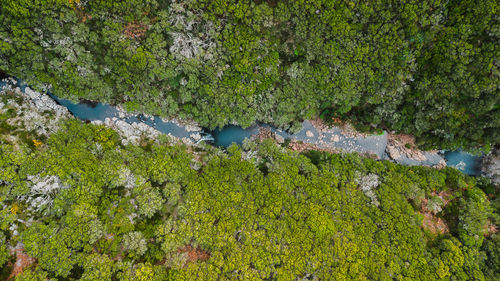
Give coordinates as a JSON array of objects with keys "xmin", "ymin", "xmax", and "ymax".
[
  {"xmin": 0, "ymin": 89, "xmax": 499, "ymax": 280},
  {"xmin": 0, "ymin": 0, "xmax": 498, "ymax": 150},
  {"xmin": 1, "ymin": 1, "xmax": 499, "ymax": 279}
]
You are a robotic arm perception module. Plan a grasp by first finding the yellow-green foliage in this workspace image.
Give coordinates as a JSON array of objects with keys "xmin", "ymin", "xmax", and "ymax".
[{"xmin": 0, "ymin": 121, "xmax": 497, "ymax": 280}]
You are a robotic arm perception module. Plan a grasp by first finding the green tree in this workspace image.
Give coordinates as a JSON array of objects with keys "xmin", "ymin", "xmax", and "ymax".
[
  {"xmin": 79, "ymin": 253, "xmax": 115, "ymax": 281},
  {"xmin": 0, "ymin": 232, "xmax": 9, "ymax": 268},
  {"xmin": 14, "ymin": 268, "xmax": 49, "ymax": 281},
  {"xmin": 22, "ymin": 222, "xmax": 75, "ymax": 277},
  {"xmin": 123, "ymin": 231, "xmax": 147, "ymax": 257}
]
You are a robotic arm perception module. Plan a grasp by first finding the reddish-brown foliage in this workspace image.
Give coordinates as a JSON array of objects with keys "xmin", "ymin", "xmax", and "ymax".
[
  {"xmin": 421, "ymin": 212, "xmax": 450, "ymax": 235},
  {"xmin": 419, "ymin": 192, "xmax": 452, "ymax": 235},
  {"xmin": 177, "ymin": 245, "xmax": 210, "ymax": 264},
  {"xmin": 123, "ymin": 21, "xmax": 149, "ymax": 39},
  {"xmin": 486, "ymin": 220, "xmax": 498, "ymax": 236},
  {"xmin": 8, "ymin": 245, "xmax": 36, "ymax": 279}
]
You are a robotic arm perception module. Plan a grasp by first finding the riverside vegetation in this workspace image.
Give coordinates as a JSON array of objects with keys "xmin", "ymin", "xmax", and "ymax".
[
  {"xmin": 0, "ymin": 88, "xmax": 499, "ymax": 280},
  {"xmin": 1, "ymin": 0, "xmax": 499, "ymax": 280},
  {"xmin": 0, "ymin": 0, "xmax": 498, "ymax": 150}
]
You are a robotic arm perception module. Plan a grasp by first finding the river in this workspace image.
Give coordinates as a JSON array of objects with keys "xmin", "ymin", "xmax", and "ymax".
[{"xmin": 0, "ymin": 77, "xmax": 484, "ymax": 176}]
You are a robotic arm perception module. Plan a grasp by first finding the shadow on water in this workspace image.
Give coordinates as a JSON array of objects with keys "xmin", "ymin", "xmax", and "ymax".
[
  {"xmin": 210, "ymin": 125, "xmax": 260, "ymax": 147},
  {"xmin": 79, "ymin": 99, "xmax": 99, "ymax": 108},
  {"xmin": 48, "ymin": 93, "xmax": 118, "ymax": 121},
  {"xmin": 0, "ymin": 70, "xmax": 8, "ymax": 80}
]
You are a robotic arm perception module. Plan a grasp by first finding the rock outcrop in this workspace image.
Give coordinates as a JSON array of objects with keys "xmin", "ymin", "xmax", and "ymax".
[
  {"xmin": 92, "ymin": 118, "xmax": 162, "ymax": 146},
  {"xmin": 482, "ymin": 146, "xmax": 500, "ymax": 186},
  {"xmin": 386, "ymin": 134, "xmax": 427, "ymax": 161},
  {"xmin": 1, "ymin": 78, "xmax": 71, "ymax": 136}
]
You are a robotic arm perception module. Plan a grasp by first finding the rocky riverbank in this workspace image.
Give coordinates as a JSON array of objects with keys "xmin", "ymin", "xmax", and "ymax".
[
  {"xmin": 3, "ymin": 77, "xmax": 490, "ymax": 177},
  {"xmin": 0, "ymin": 78, "xmax": 199, "ymax": 146},
  {"xmin": 482, "ymin": 146, "xmax": 500, "ymax": 186},
  {"xmin": 263, "ymin": 118, "xmax": 447, "ymax": 169},
  {"xmin": 0, "ymin": 77, "xmax": 446, "ymax": 168},
  {"xmin": 0, "ymin": 77, "xmax": 71, "ymax": 137}
]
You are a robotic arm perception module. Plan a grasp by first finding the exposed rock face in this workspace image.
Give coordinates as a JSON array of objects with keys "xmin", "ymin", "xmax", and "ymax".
[
  {"xmin": 288, "ymin": 140, "xmax": 313, "ymax": 152},
  {"xmin": 386, "ymin": 144, "xmax": 401, "ymax": 160},
  {"xmin": 252, "ymin": 127, "xmax": 287, "ymax": 144},
  {"xmin": 433, "ymin": 159, "xmax": 447, "ymax": 170},
  {"xmin": 92, "ymin": 118, "xmax": 161, "ymax": 146},
  {"xmin": 23, "ymin": 87, "xmax": 70, "ymax": 117},
  {"xmin": 309, "ymin": 118, "xmax": 328, "ymax": 133},
  {"xmin": 482, "ymin": 147, "xmax": 500, "ymax": 186},
  {"xmin": 183, "ymin": 124, "xmax": 202, "ymax": 132},
  {"xmin": 386, "ymin": 134, "xmax": 427, "ymax": 161},
  {"xmin": 408, "ymin": 150, "xmax": 427, "ymax": 162},
  {"xmin": 190, "ymin": 133, "xmax": 201, "ymax": 141},
  {"xmin": 274, "ymin": 134, "xmax": 285, "ymax": 144},
  {"xmin": 1, "ymin": 79, "xmax": 71, "ymax": 136}
]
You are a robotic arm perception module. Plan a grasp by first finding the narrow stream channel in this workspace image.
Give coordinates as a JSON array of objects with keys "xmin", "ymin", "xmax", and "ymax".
[{"xmin": 1, "ymin": 77, "xmax": 484, "ymax": 176}]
